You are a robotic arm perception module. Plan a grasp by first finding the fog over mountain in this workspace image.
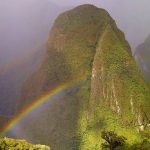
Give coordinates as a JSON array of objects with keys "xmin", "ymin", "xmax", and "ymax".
[
  {"xmin": 0, "ymin": 0, "xmax": 61, "ymax": 64},
  {"xmin": 0, "ymin": 0, "xmax": 63, "ymax": 115},
  {"xmin": 135, "ymin": 35, "xmax": 150, "ymax": 84},
  {"xmin": 0, "ymin": 1, "xmax": 150, "ymax": 149},
  {"xmin": 0, "ymin": 0, "xmax": 150, "ymax": 115},
  {"xmin": 0, "ymin": 0, "xmax": 150, "ymax": 62}
]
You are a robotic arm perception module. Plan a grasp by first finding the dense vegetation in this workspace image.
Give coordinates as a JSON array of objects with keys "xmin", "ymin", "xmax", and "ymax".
[
  {"xmin": 101, "ymin": 131, "xmax": 127, "ymax": 150},
  {"xmin": 0, "ymin": 138, "xmax": 50, "ymax": 150},
  {"xmin": 15, "ymin": 4, "xmax": 150, "ymax": 150},
  {"xmin": 101, "ymin": 131, "xmax": 150, "ymax": 150}
]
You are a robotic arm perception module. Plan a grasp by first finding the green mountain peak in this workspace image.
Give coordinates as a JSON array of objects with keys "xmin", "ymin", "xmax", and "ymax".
[{"xmin": 14, "ymin": 4, "xmax": 150, "ymax": 150}]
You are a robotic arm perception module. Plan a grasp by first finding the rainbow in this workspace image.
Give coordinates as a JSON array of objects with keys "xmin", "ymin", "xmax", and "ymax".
[{"xmin": 0, "ymin": 76, "xmax": 86, "ymax": 136}]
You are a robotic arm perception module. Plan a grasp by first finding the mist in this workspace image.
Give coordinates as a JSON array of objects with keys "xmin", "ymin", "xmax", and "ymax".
[
  {"xmin": 0, "ymin": 0, "xmax": 62, "ymax": 115},
  {"xmin": 0, "ymin": 1, "xmax": 150, "ymax": 148},
  {"xmin": 0, "ymin": 0, "xmax": 61, "ymax": 64}
]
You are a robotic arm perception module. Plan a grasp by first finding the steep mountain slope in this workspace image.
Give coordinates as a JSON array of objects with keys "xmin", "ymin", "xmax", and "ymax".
[
  {"xmin": 135, "ymin": 35, "xmax": 150, "ymax": 83},
  {"xmin": 15, "ymin": 4, "xmax": 150, "ymax": 150}
]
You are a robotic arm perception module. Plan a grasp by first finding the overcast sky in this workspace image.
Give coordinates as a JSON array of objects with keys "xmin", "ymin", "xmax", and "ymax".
[{"xmin": 0, "ymin": 0, "xmax": 60, "ymax": 64}]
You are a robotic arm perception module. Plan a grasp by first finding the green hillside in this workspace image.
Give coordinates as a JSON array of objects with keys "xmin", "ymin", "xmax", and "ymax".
[
  {"xmin": 0, "ymin": 138, "xmax": 50, "ymax": 150},
  {"xmin": 16, "ymin": 4, "xmax": 150, "ymax": 150}
]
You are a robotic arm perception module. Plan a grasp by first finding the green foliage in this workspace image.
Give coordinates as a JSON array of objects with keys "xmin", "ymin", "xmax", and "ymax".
[
  {"xmin": 101, "ymin": 131, "xmax": 127, "ymax": 150},
  {"xmin": 79, "ymin": 19, "xmax": 150, "ymax": 150},
  {"xmin": 130, "ymin": 139, "xmax": 150, "ymax": 150},
  {"xmin": 0, "ymin": 138, "xmax": 50, "ymax": 150},
  {"xmin": 101, "ymin": 131, "xmax": 150, "ymax": 150}
]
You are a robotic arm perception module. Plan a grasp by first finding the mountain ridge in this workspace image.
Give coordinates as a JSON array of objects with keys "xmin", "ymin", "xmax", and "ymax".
[
  {"xmin": 7, "ymin": 4, "xmax": 150, "ymax": 150},
  {"xmin": 135, "ymin": 35, "xmax": 150, "ymax": 84}
]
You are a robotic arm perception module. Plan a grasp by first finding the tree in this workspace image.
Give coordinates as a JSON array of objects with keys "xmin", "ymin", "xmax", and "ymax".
[{"xmin": 101, "ymin": 131, "xmax": 127, "ymax": 150}]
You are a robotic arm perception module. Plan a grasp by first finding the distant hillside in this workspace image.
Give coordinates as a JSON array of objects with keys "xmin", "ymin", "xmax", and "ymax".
[
  {"xmin": 135, "ymin": 35, "xmax": 150, "ymax": 84},
  {"xmin": 13, "ymin": 4, "xmax": 150, "ymax": 150},
  {"xmin": 0, "ymin": 0, "xmax": 61, "ymax": 63},
  {"xmin": 0, "ymin": 45, "xmax": 44, "ymax": 116}
]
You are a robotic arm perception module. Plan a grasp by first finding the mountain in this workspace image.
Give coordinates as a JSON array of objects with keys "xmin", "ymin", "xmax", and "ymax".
[
  {"xmin": 135, "ymin": 35, "xmax": 150, "ymax": 83},
  {"xmin": 98, "ymin": 0, "xmax": 150, "ymax": 51},
  {"xmin": 14, "ymin": 4, "xmax": 150, "ymax": 150}
]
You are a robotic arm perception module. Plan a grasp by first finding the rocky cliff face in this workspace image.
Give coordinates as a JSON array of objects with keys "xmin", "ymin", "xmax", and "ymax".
[
  {"xmin": 135, "ymin": 35, "xmax": 150, "ymax": 84},
  {"xmin": 16, "ymin": 4, "xmax": 150, "ymax": 150}
]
